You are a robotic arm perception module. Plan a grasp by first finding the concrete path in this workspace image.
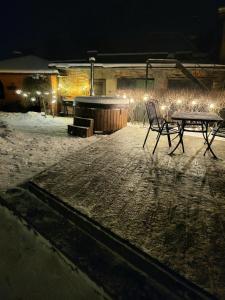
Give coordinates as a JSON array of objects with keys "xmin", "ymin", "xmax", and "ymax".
[{"xmin": 32, "ymin": 125, "xmax": 225, "ymax": 299}]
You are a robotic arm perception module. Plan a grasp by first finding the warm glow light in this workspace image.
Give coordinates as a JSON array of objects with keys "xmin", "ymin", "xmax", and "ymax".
[
  {"xmin": 44, "ymin": 92, "xmax": 50, "ymax": 95},
  {"xmin": 31, "ymin": 97, "xmax": 36, "ymax": 102},
  {"xmin": 52, "ymin": 90, "xmax": 56, "ymax": 95},
  {"xmin": 192, "ymin": 100, "xmax": 197, "ymax": 106},
  {"xmin": 161, "ymin": 105, "xmax": 167, "ymax": 111},
  {"xmin": 130, "ymin": 98, "xmax": 134, "ymax": 103},
  {"xmin": 36, "ymin": 91, "xmax": 41, "ymax": 95},
  {"xmin": 209, "ymin": 103, "xmax": 215, "ymax": 109},
  {"xmin": 51, "ymin": 99, "xmax": 56, "ymax": 104},
  {"xmin": 123, "ymin": 94, "xmax": 127, "ymax": 99},
  {"xmin": 16, "ymin": 89, "xmax": 22, "ymax": 95},
  {"xmin": 177, "ymin": 99, "xmax": 182, "ymax": 104},
  {"xmin": 23, "ymin": 93, "xmax": 28, "ymax": 97},
  {"xmin": 143, "ymin": 94, "xmax": 149, "ymax": 102},
  {"xmin": 52, "ymin": 95, "xmax": 57, "ymax": 99}
]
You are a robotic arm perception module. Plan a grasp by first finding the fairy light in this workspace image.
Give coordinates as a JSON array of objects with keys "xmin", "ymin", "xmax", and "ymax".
[
  {"xmin": 23, "ymin": 93, "xmax": 28, "ymax": 97},
  {"xmin": 177, "ymin": 99, "xmax": 182, "ymax": 104},
  {"xmin": 44, "ymin": 92, "xmax": 50, "ymax": 95},
  {"xmin": 161, "ymin": 105, "xmax": 167, "ymax": 111},
  {"xmin": 51, "ymin": 99, "xmax": 56, "ymax": 104},
  {"xmin": 31, "ymin": 97, "xmax": 36, "ymax": 102},
  {"xmin": 191, "ymin": 100, "xmax": 197, "ymax": 106},
  {"xmin": 36, "ymin": 91, "xmax": 41, "ymax": 95},
  {"xmin": 52, "ymin": 95, "xmax": 57, "ymax": 99},
  {"xmin": 209, "ymin": 103, "xmax": 215, "ymax": 109},
  {"xmin": 143, "ymin": 94, "xmax": 149, "ymax": 102},
  {"xmin": 52, "ymin": 90, "xmax": 56, "ymax": 95},
  {"xmin": 16, "ymin": 89, "xmax": 22, "ymax": 95},
  {"xmin": 130, "ymin": 98, "xmax": 134, "ymax": 103},
  {"xmin": 123, "ymin": 94, "xmax": 127, "ymax": 99}
]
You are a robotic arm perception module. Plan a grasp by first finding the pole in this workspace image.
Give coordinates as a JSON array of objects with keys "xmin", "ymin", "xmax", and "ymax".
[{"xmin": 89, "ymin": 57, "xmax": 95, "ymax": 96}]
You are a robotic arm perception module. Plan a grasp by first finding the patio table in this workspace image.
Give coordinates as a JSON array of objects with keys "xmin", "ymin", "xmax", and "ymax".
[{"xmin": 170, "ymin": 112, "xmax": 223, "ymax": 159}]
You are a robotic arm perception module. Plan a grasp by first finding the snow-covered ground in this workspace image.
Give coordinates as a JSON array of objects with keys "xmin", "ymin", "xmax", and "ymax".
[{"xmin": 0, "ymin": 112, "xmax": 101, "ymax": 191}]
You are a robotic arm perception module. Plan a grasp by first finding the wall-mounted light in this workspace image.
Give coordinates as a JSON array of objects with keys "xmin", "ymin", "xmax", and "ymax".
[{"xmin": 16, "ymin": 89, "xmax": 22, "ymax": 95}]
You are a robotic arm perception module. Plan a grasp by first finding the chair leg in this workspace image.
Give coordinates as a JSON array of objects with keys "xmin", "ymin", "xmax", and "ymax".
[
  {"xmin": 166, "ymin": 124, "xmax": 171, "ymax": 147},
  {"xmin": 143, "ymin": 126, "xmax": 151, "ymax": 148},
  {"xmin": 152, "ymin": 132, "xmax": 162, "ymax": 154}
]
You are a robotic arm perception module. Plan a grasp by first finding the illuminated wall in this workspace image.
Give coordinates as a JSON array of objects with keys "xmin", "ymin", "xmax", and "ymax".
[{"xmin": 59, "ymin": 69, "xmax": 90, "ymax": 98}]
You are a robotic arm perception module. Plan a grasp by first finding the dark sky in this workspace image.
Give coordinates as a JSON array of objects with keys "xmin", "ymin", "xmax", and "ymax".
[{"xmin": 0, "ymin": 0, "xmax": 225, "ymax": 59}]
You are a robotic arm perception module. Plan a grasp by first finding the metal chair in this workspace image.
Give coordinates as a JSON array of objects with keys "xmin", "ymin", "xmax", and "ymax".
[
  {"xmin": 143, "ymin": 100, "xmax": 182, "ymax": 154},
  {"xmin": 203, "ymin": 108, "xmax": 225, "ymax": 155}
]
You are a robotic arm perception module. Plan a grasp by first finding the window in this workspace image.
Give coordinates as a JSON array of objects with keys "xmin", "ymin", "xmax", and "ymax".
[
  {"xmin": 94, "ymin": 79, "xmax": 106, "ymax": 95},
  {"xmin": 168, "ymin": 79, "xmax": 212, "ymax": 90},
  {"xmin": 117, "ymin": 78, "xmax": 154, "ymax": 90}
]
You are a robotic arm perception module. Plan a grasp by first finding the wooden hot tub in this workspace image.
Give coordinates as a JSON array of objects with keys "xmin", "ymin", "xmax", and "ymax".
[{"xmin": 74, "ymin": 96, "xmax": 129, "ymax": 133}]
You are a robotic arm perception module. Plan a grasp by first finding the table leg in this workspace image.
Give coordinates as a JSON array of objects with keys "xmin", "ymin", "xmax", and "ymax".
[
  {"xmin": 203, "ymin": 121, "xmax": 218, "ymax": 159},
  {"xmin": 169, "ymin": 120, "xmax": 185, "ymax": 155}
]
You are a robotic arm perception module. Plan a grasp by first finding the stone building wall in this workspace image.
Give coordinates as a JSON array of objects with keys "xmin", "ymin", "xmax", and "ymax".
[{"xmin": 59, "ymin": 66, "xmax": 225, "ymax": 99}]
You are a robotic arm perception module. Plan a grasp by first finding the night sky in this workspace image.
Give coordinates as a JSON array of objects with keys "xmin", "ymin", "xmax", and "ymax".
[{"xmin": 0, "ymin": 0, "xmax": 225, "ymax": 60}]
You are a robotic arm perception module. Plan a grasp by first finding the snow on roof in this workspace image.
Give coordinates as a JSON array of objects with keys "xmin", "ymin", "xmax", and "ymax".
[
  {"xmin": 49, "ymin": 62, "xmax": 225, "ymax": 69},
  {"xmin": 0, "ymin": 55, "xmax": 58, "ymax": 74}
]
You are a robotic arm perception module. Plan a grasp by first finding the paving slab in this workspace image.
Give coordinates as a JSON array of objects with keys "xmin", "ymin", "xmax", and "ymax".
[{"xmin": 31, "ymin": 125, "xmax": 225, "ymax": 299}]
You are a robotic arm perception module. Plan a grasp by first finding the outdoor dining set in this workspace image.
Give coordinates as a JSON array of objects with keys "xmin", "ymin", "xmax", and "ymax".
[{"xmin": 143, "ymin": 100, "xmax": 225, "ymax": 159}]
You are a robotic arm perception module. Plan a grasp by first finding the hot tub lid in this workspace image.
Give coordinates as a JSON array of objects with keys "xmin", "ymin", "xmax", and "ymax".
[{"xmin": 74, "ymin": 96, "xmax": 129, "ymax": 106}]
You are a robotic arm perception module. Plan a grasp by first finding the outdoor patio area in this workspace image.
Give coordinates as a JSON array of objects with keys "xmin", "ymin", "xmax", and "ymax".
[{"xmin": 30, "ymin": 125, "xmax": 225, "ymax": 299}]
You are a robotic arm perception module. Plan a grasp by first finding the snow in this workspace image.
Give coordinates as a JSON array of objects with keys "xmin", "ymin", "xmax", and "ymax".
[{"xmin": 0, "ymin": 112, "xmax": 101, "ymax": 191}]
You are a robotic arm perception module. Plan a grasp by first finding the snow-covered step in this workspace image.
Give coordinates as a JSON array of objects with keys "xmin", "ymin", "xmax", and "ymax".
[{"xmin": 67, "ymin": 124, "xmax": 93, "ymax": 137}]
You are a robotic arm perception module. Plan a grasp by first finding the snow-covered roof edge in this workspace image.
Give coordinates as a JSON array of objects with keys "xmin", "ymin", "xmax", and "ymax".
[{"xmin": 0, "ymin": 69, "xmax": 58, "ymax": 74}]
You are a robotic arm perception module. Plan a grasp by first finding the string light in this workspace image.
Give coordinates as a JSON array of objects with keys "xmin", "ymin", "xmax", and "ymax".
[
  {"xmin": 51, "ymin": 99, "xmax": 56, "ymax": 104},
  {"xmin": 123, "ymin": 94, "xmax": 127, "ymax": 99},
  {"xmin": 16, "ymin": 89, "xmax": 22, "ymax": 95},
  {"xmin": 191, "ymin": 100, "xmax": 197, "ymax": 106},
  {"xmin": 130, "ymin": 98, "xmax": 134, "ymax": 103},
  {"xmin": 36, "ymin": 91, "xmax": 41, "ymax": 95},
  {"xmin": 23, "ymin": 93, "xmax": 28, "ymax": 97},
  {"xmin": 177, "ymin": 99, "xmax": 182, "ymax": 104},
  {"xmin": 209, "ymin": 103, "xmax": 215, "ymax": 109},
  {"xmin": 31, "ymin": 97, "xmax": 36, "ymax": 102},
  {"xmin": 143, "ymin": 94, "xmax": 149, "ymax": 102},
  {"xmin": 160, "ymin": 105, "xmax": 167, "ymax": 111},
  {"xmin": 44, "ymin": 92, "xmax": 50, "ymax": 95}
]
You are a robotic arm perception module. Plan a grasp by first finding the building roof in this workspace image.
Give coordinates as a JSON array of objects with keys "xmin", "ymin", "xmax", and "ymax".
[{"xmin": 0, "ymin": 55, "xmax": 58, "ymax": 74}]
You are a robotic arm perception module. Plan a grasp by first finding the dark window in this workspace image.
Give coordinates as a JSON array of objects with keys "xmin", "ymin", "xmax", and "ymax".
[
  {"xmin": 0, "ymin": 81, "xmax": 4, "ymax": 99},
  {"xmin": 117, "ymin": 78, "xmax": 154, "ymax": 90},
  {"xmin": 168, "ymin": 78, "xmax": 212, "ymax": 90},
  {"xmin": 7, "ymin": 82, "xmax": 17, "ymax": 91},
  {"xmin": 94, "ymin": 79, "xmax": 106, "ymax": 95}
]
